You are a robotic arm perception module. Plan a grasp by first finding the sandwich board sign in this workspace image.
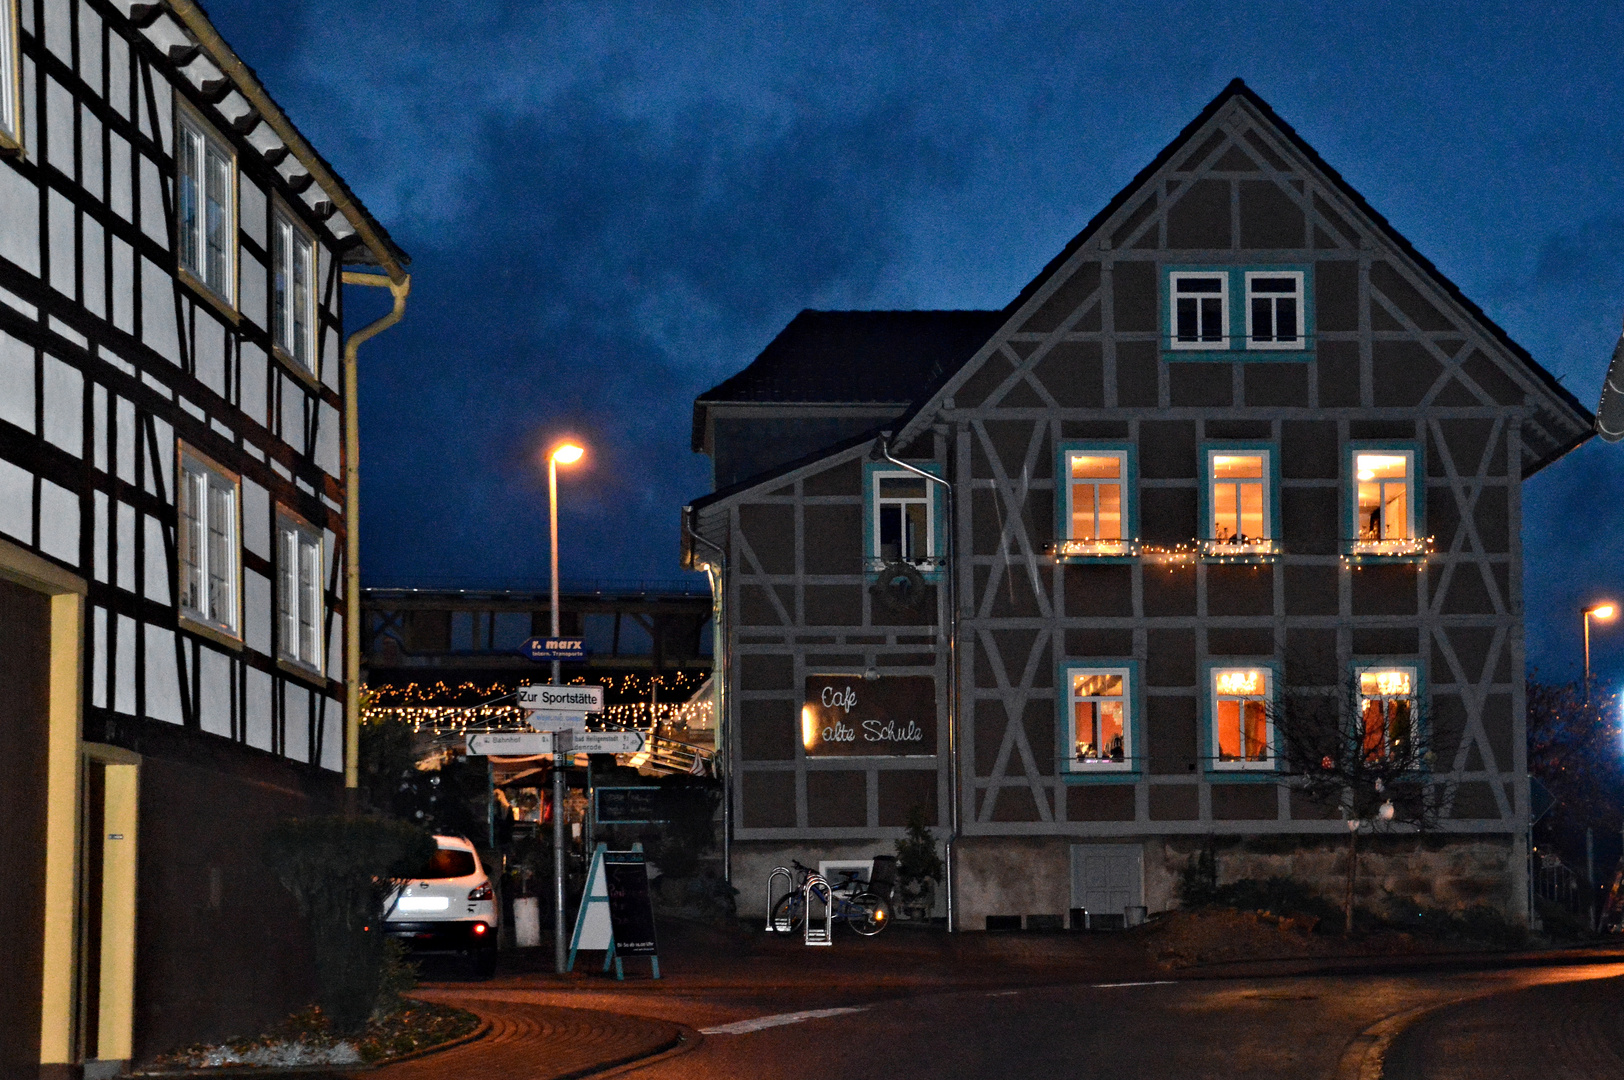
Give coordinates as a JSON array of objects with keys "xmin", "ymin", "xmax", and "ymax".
[{"xmin": 567, "ymin": 843, "xmax": 660, "ymax": 980}]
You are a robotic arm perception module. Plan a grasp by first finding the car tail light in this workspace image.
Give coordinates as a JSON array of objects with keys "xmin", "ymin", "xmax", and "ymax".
[
  {"xmin": 471, "ymin": 921, "xmax": 488, "ymax": 935},
  {"xmin": 468, "ymin": 882, "xmax": 494, "ymax": 901}
]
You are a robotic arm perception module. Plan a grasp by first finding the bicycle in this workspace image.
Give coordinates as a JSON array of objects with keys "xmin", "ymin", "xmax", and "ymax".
[{"xmin": 769, "ymin": 859, "xmax": 890, "ymax": 936}]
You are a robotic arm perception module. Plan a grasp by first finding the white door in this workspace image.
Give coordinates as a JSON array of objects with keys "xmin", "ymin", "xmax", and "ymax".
[{"xmin": 1070, "ymin": 844, "xmax": 1143, "ymax": 916}]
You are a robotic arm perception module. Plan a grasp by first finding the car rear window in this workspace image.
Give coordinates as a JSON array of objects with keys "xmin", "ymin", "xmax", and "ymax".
[{"xmin": 418, "ymin": 848, "xmax": 477, "ymax": 879}]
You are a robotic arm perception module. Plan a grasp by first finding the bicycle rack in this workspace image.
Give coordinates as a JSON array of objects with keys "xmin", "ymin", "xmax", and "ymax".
[
  {"xmin": 765, "ymin": 866, "xmax": 793, "ymax": 931},
  {"xmin": 804, "ymin": 875, "xmax": 833, "ymax": 947}
]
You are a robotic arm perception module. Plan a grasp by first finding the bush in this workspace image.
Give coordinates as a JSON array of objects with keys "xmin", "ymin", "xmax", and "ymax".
[
  {"xmin": 1380, "ymin": 899, "xmax": 1530, "ymax": 949},
  {"xmin": 264, "ymin": 816, "xmax": 435, "ymax": 1034},
  {"xmin": 895, "ymin": 805, "xmax": 943, "ymax": 912}
]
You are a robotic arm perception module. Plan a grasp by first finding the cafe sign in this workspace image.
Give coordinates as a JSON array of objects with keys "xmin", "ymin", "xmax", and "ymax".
[{"xmin": 800, "ymin": 675, "xmax": 937, "ymax": 757}]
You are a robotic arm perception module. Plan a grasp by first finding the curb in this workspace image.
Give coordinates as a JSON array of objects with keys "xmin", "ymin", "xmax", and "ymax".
[
  {"xmin": 129, "ymin": 1015, "xmax": 493, "ymax": 1078},
  {"xmin": 544, "ymin": 1023, "xmax": 703, "ymax": 1080}
]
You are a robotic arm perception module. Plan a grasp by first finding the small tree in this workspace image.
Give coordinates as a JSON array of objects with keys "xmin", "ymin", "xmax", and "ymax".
[
  {"xmin": 264, "ymin": 816, "xmax": 435, "ymax": 1034},
  {"xmin": 1270, "ymin": 681, "xmax": 1449, "ymax": 933},
  {"xmin": 894, "ymin": 804, "xmax": 944, "ymax": 917}
]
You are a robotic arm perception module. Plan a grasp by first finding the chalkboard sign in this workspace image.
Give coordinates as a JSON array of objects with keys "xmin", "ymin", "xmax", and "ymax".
[
  {"xmin": 595, "ymin": 786, "xmax": 666, "ymax": 823},
  {"xmin": 603, "ymin": 850, "xmax": 658, "ymax": 956}
]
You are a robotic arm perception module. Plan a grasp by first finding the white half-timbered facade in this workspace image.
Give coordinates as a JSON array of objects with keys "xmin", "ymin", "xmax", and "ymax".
[{"xmin": 0, "ymin": 0, "xmax": 408, "ymax": 1072}]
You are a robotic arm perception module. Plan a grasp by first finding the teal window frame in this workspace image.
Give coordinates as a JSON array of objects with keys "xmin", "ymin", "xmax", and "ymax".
[
  {"xmin": 1056, "ymin": 659, "xmax": 1143, "ymax": 781},
  {"xmin": 862, "ymin": 460, "xmax": 945, "ymax": 579},
  {"xmin": 1054, "ymin": 441, "xmax": 1138, "ymax": 561},
  {"xmin": 1197, "ymin": 441, "xmax": 1280, "ymax": 562},
  {"xmin": 1351, "ymin": 658, "xmax": 1429, "ymax": 771},
  {"xmin": 1344, "ymin": 441, "xmax": 1426, "ymax": 562},
  {"xmin": 1200, "ymin": 659, "xmax": 1281, "ymax": 778},
  {"xmin": 1162, "ymin": 264, "xmax": 1314, "ymax": 360}
]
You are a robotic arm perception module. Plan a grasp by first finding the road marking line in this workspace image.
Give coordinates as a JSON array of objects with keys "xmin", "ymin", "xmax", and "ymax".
[
  {"xmin": 700, "ymin": 1007, "xmax": 867, "ymax": 1035},
  {"xmin": 1092, "ymin": 980, "xmax": 1178, "ymax": 988},
  {"xmin": 987, "ymin": 991, "xmax": 1020, "ymax": 996}
]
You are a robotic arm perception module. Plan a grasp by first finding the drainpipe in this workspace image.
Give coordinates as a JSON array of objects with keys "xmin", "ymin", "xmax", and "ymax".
[
  {"xmin": 341, "ymin": 273, "xmax": 411, "ymax": 797},
  {"xmin": 872, "ymin": 434, "xmax": 959, "ymax": 932},
  {"xmin": 684, "ymin": 510, "xmax": 731, "ymax": 883}
]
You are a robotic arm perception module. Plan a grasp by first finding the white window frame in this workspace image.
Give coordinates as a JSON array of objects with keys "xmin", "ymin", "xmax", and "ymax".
[
  {"xmin": 1352, "ymin": 449, "xmax": 1417, "ymax": 550},
  {"xmin": 1204, "ymin": 447, "xmax": 1274, "ymax": 554},
  {"xmin": 1356, "ymin": 665, "xmax": 1419, "ymax": 761},
  {"xmin": 1066, "ymin": 665, "xmax": 1132, "ymax": 772},
  {"xmin": 1062, "ymin": 449, "xmax": 1130, "ymax": 554},
  {"xmin": 271, "ymin": 207, "xmax": 318, "ymax": 375},
  {"xmin": 1210, "ymin": 666, "xmax": 1274, "ymax": 770},
  {"xmin": 1244, "ymin": 270, "xmax": 1306, "ymax": 351},
  {"xmin": 0, "ymin": 0, "xmax": 20, "ymax": 148},
  {"xmin": 178, "ymin": 448, "xmax": 241, "ymax": 638},
  {"xmin": 1169, "ymin": 271, "xmax": 1229, "ymax": 351},
  {"xmin": 871, "ymin": 468, "xmax": 936, "ymax": 567},
  {"xmin": 175, "ymin": 106, "xmax": 237, "ymax": 305},
  {"xmin": 276, "ymin": 510, "xmax": 324, "ymax": 674}
]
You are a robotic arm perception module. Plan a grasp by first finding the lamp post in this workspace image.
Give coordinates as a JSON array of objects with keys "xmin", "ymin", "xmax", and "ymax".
[
  {"xmin": 1583, "ymin": 602, "xmax": 1617, "ymax": 702},
  {"xmin": 547, "ymin": 442, "xmax": 584, "ymax": 975}
]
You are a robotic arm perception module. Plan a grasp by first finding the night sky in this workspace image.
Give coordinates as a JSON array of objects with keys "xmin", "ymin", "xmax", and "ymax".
[{"xmin": 201, "ymin": 1, "xmax": 1624, "ymax": 686}]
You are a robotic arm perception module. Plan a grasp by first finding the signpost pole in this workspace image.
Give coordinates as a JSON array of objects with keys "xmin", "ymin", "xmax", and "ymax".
[{"xmin": 550, "ymin": 450, "xmax": 567, "ymax": 975}]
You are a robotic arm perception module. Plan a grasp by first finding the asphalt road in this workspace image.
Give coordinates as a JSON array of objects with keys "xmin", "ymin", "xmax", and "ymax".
[{"xmin": 428, "ymin": 958, "xmax": 1624, "ymax": 1079}]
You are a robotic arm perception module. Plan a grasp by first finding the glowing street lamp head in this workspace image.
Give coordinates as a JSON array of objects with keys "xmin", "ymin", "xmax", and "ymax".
[
  {"xmin": 550, "ymin": 443, "xmax": 585, "ymax": 466},
  {"xmin": 1590, "ymin": 603, "xmax": 1618, "ymax": 621}
]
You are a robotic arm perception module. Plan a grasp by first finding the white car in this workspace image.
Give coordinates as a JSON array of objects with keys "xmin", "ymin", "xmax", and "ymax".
[{"xmin": 382, "ymin": 835, "xmax": 500, "ymax": 975}]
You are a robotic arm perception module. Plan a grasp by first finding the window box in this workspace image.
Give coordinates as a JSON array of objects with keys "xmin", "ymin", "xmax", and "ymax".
[
  {"xmin": 1057, "ymin": 661, "xmax": 1141, "ymax": 779},
  {"xmin": 1204, "ymin": 663, "xmax": 1278, "ymax": 774},
  {"xmin": 276, "ymin": 508, "xmax": 324, "ymax": 675},
  {"xmin": 178, "ymin": 444, "xmax": 241, "ymax": 640},
  {"xmin": 1344, "ymin": 443, "xmax": 1427, "ymax": 564},
  {"xmin": 863, "ymin": 461, "xmax": 944, "ymax": 579},
  {"xmin": 1053, "ymin": 442, "xmax": 1139, "ymax": 562},
  {"xmin": 1163, "ymin": 265, "xmax": 1313, "ymax": 359},
  {"xmin": 1198, "ymin": 444, "xmax": 1279, "ymax": 563}
]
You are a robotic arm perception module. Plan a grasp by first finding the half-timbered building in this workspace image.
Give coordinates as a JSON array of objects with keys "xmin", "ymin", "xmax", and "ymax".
[
  {"xmin": 683, "ymin": 80, "xmax": 1594, "ymax": 930},
  {"xmin": 0, "ymin": 0, "xmax": 408, "ymax": 1072}
]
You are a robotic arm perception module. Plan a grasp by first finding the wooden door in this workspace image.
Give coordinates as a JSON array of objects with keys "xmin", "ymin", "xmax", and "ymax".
[{"xmin": 1070, "ymin": 843, "xmax": 1143, "ymax": 917}]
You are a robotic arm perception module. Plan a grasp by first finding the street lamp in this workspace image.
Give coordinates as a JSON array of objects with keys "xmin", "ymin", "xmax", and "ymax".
[
  {"xmin": 1584, "ymin": 602, "xmax": 1617, "ymax": 702},
  {"xmin": 546, "ymin": 441, "xmax": 584, "ymax": 974}
]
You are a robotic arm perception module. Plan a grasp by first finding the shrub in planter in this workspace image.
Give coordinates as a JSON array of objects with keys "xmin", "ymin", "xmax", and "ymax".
[
  {"xmin": 264, "ymin": 816, "xmax": 435, "ymax": 1035},
  {"xmin": 894, "ymin": 805, "xmax": 943, "ymax": 919}
]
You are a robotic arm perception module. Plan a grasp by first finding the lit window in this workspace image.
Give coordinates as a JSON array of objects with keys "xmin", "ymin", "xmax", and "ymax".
[
  {"xmin": 179, "ymin": 451, "xmax": 240, "ymax": 636},
  {"xmin": 1245, "ymin": 271, "xmax": 1304, "ymax": 349},
  {"xmin": 1059, "ymin": 449, "xmax": 1133, "ymax": 556},
  {"xmin": 872, "ymin": 470, "xmax": 934, "ymax": 566},
  {"xmin": 1170, "ymin": 272, "xmax": 1229, "ymax": 349},
  {"xmin": 0, "ymin": 0, "xmax": 19, "ymax": 145},
  {"xmin": 272, "ymin": 210, "xmax": 316, "ymax": 373},
  {"xmin": 176, "ymin": 112, "xmax": 236, "ymax": 303},
  {"xmin": 1068, "ymin": 668, "xmax": 1131, "ymax": 770},
  {"xmin": 277, "ymin": 512, "xmax": 323, "ymax": 672},
  {"xmin": 1213, "ymin": 667, "xmax": 1272, "ymax": 768},
  {"xmin": 1203, "ymin": 449, "xmax": 1274, "ymax": 556},
  {"xmin": 1358, "ymin": 667, "xmax": 1416, "ymax": 761},
  {"xmin": 1352, "ymin": 451, "xmax": 1417, "ymax": 554}
]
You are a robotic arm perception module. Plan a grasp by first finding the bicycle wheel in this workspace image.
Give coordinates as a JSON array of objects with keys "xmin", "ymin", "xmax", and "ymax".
[
  {"xmin": 770, "ymin": 889, "xmax": 806, "ymax": 933},
  {"xmin": 849, "ymin": 891, "xmax": 889, "ymax": 936}
]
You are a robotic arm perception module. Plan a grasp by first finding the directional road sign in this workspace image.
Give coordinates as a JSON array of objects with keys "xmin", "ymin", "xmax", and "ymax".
[
  {"xmin": 573, "ymin": 731, "xmax": 646, "ymax": 755},
  {"xmin": 520, "ymin": 637, "xmax": 587, "ymax": 662},
  {"xmin": 526, "ymin": 713, "xmax": 586, "ymax": 733},
  {"xmin": 466, "ymin": 730, "xmax": 574, "ymax": 757},
  {"xmin": 519, "ymin": 684, "xmax": 604, "ymax": 713}
]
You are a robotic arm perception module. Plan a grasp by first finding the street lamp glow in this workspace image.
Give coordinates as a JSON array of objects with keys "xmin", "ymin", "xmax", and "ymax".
[
  {"xmin": 1590, "ymin": 603, "xmax": 1617, "ymax": 621},
  {"xmin": 551, "ymin": 442, "xmax": 584, "ymax": 465},
  {"xmin": 1583, "ymin": 600, "xmax": 1619, "ymax": 701}
]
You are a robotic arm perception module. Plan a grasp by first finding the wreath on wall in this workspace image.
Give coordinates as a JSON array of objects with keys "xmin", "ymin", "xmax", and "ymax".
[{"xmin": 870, "ymin": 559, "xmax": 929, "ymax": 613}]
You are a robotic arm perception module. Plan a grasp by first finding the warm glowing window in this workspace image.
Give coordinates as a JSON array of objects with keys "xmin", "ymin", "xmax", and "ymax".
[
  {"xmin": 179, "ymin": 451, "xmax": 240, "ymax": 637},
  {"xmin": 1171, "ymin": 273, "xmax": 1228, "ymax": 349},
  {"xmin": 277, "ymin": 511, "xmax": 323, "ymax": 673},
  {"xmin": 1069, "ymin": 669, "xmax": 1130, "ymax": 769},
  {"xmin": 1209, "ymin": 452, "xmax": 1269, "ymax": 543},
  {"xmin": 873, "ymin": 471, "xmax": 933, "ymax": 564},
  {"xmin": 1359, "ymin": 667, "xmax": 1416, "ymax": 761},
  {"xmin": 0, "ymin": 0, "xmax": 19, "ymax": 145},
  {"xmin": 1355, "ymin": 452, "xmax": 1413, "ymax": 542},
  {"xmin": 1245, "ymin": 271, "xmax": 1304, "ymax": 349},
  {"xmin": 177, "ymin": 111, "xmax": 236, "ymax": 303},
  {"xmin": 1067, "ymin": 452, "xmax": 1125, "ymax": 542},
  {"xmin": 272, "ymin": 210, "xmax": 316, "ymax": 373},
  {"xmin": 1213, "ymin": 668, "xmax": 1271, "ymax": 767}
]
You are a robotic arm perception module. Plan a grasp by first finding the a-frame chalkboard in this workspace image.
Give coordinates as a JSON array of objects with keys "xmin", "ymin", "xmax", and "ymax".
[{"xmin": 567, "ymin": 843, "xmax": 661, "ymax": 979}]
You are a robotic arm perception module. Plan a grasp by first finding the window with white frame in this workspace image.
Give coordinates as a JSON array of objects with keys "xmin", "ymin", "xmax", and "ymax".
[
  {"xmin": 1245, "ymin": 271, "xmax": 1304, "ymax": 349},
  {"xmin": 0, "ymin": 0, "xmax": 19, "ymax": 145},
  {"xmin": 1068, "ymin": 667, "xmax": 1131, "ymax": 769},
  {"xmin": 272, "ymin": 210, "xmax": 316, "ymax": 373},
  {"xmin": 179, "ymin": 451, "xmax": 240, "ymax": 636},
  {"xmin": 176, "ymin": 111, "xmax": 236, "ymax": 302},
  {"xmin": 1358, "ymin": 666, "xmax": 1417, "ymax": 761},
  {"xmin": 1170, "ymin": 272, "xmax": 1228, "ymax": 349},
  {"xmin": 277, "ymin": 512, "xmax": 323, "ymax": 672},
  {"xmin": 1063, "ymin": 450, "xmax": 1129, "ymax": 554},
  {"xmin": 1212, "ymin": 667, "xmax": 1272, "ymax": 767},
  {"xmin": 1206, "ymin": 450, "xmax": 1272, "ymax": 547},
  {"xmin": 1354, "ymin": 451, "xmax": 1415, "ymax": 545},
  {"xmin": 873, "ymin": 470, "xmax": 933, "ymax": 565}
]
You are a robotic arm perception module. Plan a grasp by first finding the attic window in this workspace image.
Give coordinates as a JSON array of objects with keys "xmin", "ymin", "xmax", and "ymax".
[
  {"xmin": 1171, "ymin": 272, "xmax": 1228, "ymax": 349},
  {"xmin": 1246, "ymin": 271, "xmax": 1303, "ymax": 349}
]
